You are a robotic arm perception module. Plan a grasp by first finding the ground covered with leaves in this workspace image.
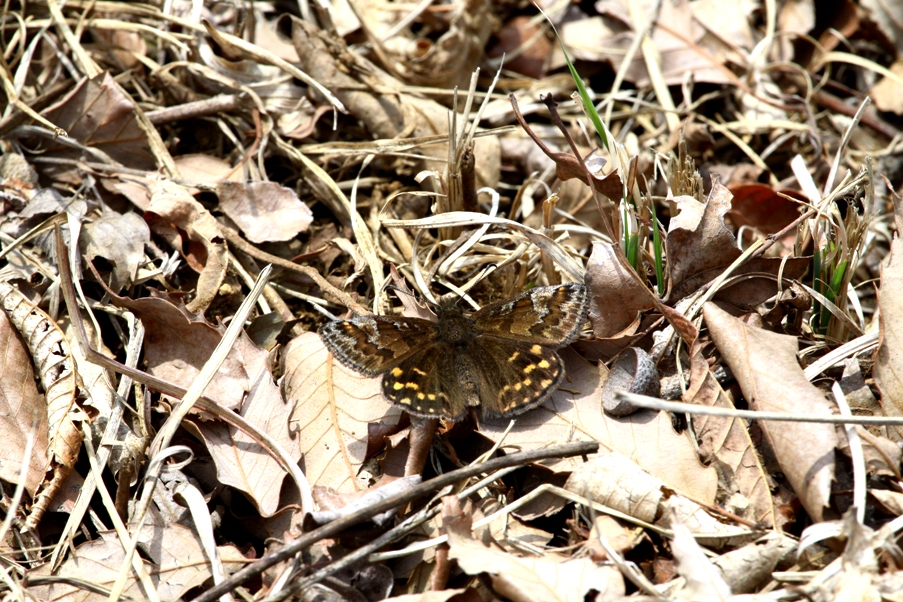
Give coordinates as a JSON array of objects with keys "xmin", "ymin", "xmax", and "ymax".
[{"xmin": 2, "ymin": 0, "xmax": 903, "ymax": 600}]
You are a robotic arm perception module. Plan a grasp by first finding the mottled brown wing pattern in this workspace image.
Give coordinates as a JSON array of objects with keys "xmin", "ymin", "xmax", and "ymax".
[
  {"xmin": 319, "ymin": 315, "xmax": 437, "ymax": 376},
  {"xmin": 470, "ymin": 337, "xmax": 564, "ymax": 418},
  {"xmin": 319, "ymin": 282, "xmax": 589, "ymax": 421},
  {"xmin": 381, "ymin": 344, "xmax": 471, "ymax": 420},
  {"xmin": 471, "ymin": 283, "xmax": 588, "ymax": 347}
]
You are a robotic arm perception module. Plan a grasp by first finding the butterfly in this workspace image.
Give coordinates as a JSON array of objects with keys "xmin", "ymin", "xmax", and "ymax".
[{"xmin": 318, "ymin": 283, "xmax": 589, "ymax": 420}]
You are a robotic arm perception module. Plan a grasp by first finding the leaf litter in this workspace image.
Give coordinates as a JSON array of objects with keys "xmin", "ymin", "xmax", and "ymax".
[{"xmin": 1, "ymin": 1, "xmax": 903, "ymax": 601}]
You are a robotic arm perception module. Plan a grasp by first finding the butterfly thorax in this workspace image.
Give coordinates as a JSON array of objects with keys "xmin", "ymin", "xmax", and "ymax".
[{"xmin": 434, "ymin": 306, "xmax": 475, "ymax": 346}]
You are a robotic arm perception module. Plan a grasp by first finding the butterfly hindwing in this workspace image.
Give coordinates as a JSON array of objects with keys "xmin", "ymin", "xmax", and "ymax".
[
  {"xmin": 470, "ymin": 337, "xmax": 564, "ymax": 418},
  {"xmin": 381, "ymin": 344, "xmax": 471, "ymax": 420},
  {"xmin": 472, "ymin": 283, "xmax": 588, "ymax": 347}
]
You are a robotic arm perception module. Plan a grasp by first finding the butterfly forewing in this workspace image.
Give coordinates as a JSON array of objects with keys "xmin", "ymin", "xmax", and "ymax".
[
  {"xmin": 470, "ymin": 337, "xmax": 564, "ymax": 417},
  {"xmin": 472, "ymin": 283, "xmax": 588, "ymax": 347},
  {"xmin": 319, "ymin": 315, "xmax": 437, "ymax": 376}
]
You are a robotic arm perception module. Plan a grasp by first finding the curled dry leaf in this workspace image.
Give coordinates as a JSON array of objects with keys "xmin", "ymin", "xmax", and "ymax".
[
  {"xmin": 711, "ymin": 532, "xmax": 798, "ymax": 594},
  {"xmin": 601, "ymin": 347, "xmax": 661, "ymax": 417},
  {"xmin": 481, "ymin": 349, "xmax": 718, "ymax": 504},
  {"xmin": 565, "ymin": 451, "xmax": 752, "ymax": 546},
  {"xmin": 281, "ymin": 332, "xmax": 404, "ymax": 492},
  {"xmin": 685, "ymin": 338, "xmax": 776, "ymax": 528},
  {"xmin": 0, "ymin": 281, "xmax": 91, "ymax": 530},
  {"xmin": 144, "ymin": 179, "xmax": 227, "ymax": 314},
  {"xmin": 669, "ymin": 510, "xmax": 733, "ymax": 601},
  {"xmin": 667, "ymin": 180, "xmax": 743, "ymax": 299},
  {"xmin": 216, "ymin": 181, "xmax": 314, "ymax": 244},
  {"xmin": 666, "ymin": 179, "xmax": 810, "ymax": 306},
  {"xmin": 703, "ymin": 302, "xmax": 837, "ymax": 522},
  {"xmin": 585, "ymin": 242, "xmax": 655, "ymax": 338}
]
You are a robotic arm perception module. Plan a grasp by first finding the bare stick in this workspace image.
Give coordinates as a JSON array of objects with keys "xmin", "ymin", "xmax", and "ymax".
[{"xmin": 190, "ymin": 441, "xmax": 599, "ymax": 602}]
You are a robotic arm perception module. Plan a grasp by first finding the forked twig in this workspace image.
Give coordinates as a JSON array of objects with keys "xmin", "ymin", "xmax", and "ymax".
[{"xmin": 190, "ymin": 441, "xmax": 598, "ymax": 602}]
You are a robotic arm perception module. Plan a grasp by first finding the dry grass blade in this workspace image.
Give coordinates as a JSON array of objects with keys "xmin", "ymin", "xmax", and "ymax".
[{"xmin": 382, "ymin": 211, "xmax": 585, "ymax": 281}]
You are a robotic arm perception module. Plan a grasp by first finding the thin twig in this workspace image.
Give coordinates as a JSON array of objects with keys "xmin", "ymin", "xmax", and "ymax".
[
  {"xmin": 190, "ymin": 441, "xmax": 598, "ymax": 602},
  {"xmin": 619, "ymin": 393, "xmax": 903, "ymax": 425},
  {"xmin": 219, "ymin": 224, "xmax": 367, "ymax": 315}
]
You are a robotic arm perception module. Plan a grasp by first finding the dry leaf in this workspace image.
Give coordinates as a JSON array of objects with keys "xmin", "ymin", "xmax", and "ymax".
[
  {"xmin": 111, "ymin": 294, "xmax": 249, "ymax": 409},
  {"xmin": 0, "ymin": 301, "xmax": 48, "ymax": 497},
  {"xmin": 703, "ymin": 302, "xmax": 837, "ymax": 522},
  {"xmin": 0, "ymin": 281, "xmax": 91, "ymax": 529},
  {"xmin": 111, "ymin": 293, "xmax": 299, "ymax": 514},
  {"xmin": 685, "ymin": 338, "xmax": 776, "ymax": 528},
  {"xmin": 585, "ymin": 242, "xmax": 655, "ymax": 338},
  {"xmin": 81, "ymin": 210, "xmax": 151, "ymax": 291},
  {"xmin": 667, "ymin": 181, "xmax": 742, "ymax": 300},
  {"xmin": 481, "ymin": 349, "xmax": 718, "ymax": 504},
  {"xmin": 669, "ymin": 509, "xmax": 733, "ymax": 601},
  {"xmin": 135, "ymin": 522, "xmax": 247, "ymax": 599},
  {"xmin": 726, "ymin": 184, "xmax": 805, "ymax": 250},
  {"xmin": 217, "ymin": 181, "xmax": 313, "ymax": 243},
  {"xmin": 281, "ymin": 332, "xmax": 404, "ymax": 492},
  {"xmin": 174, "ymin": 154, "xmax": 244, "ymax": 186},
  {"xmin": 566, "ymin": 452, "xmax": 750, "ymax": 545},
  {"xmin": 27, "ymin": 537, "xmax": 148, "ymax": 601},
  {"xmin": 144, "ymin": 179, "xmax": 228, "ymax": 314},
  {"xmin": 572, "ymin": 0, "xmax": 745, "ymax": 87},
  {"xmin": 667, "ymin": 180, "xmax": 809, "ymax": 306},
  {"xmin": 861, "ymin": 0, "xmax": 903, "ymax": 52},
  {"xmin": 191, "ymin": 359, "xmax": 299, "ymax": 516},
  {"xmin": 443, "ymin": 497, "xmax": 625, "ymax": 602},
  {"xmin": 37, "ymin": 73, "xmax": 156, "ymax": 185},
  {"xmin": 874, "ymin": 237, "xmax": 903, "ymax": 439},
  {"xmin": 711, "ymin": 533, "xmax": 798, "ymax": 594}
]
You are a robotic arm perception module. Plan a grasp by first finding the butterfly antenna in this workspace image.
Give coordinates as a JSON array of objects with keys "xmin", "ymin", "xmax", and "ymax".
[
  {"xmin": 441, "ymin": 263, "xmax": 499, "ymax": 309},
  {"xmin": 460, "ymin": 263, "xmax": 499, "ymax": 296},
  {"xmin": 385, "ymin": 284, "xmax": 416, "ymax": 300}
]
